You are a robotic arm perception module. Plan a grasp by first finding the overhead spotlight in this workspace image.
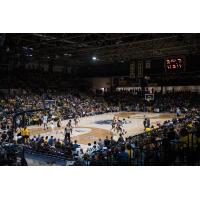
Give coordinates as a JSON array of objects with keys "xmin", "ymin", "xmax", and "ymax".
[
  {"xmin": 64, "ymin": 53, "xmax": 72, "ymax": 56},
  {"xmin": 92, "ymin": 56, "xmax": 97, "ymax": 61}
]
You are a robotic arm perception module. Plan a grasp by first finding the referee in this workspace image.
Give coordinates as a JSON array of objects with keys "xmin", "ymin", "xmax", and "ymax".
[{"xmin": 64, "ymin": 124, "xmax": 71, "ymax": 143}]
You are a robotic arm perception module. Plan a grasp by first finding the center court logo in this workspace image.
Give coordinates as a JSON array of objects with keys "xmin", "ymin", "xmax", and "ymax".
[
  {"xmin": 95, "ymin": 120, "xmax": 131, "ymax": 125},
  {"xmin": 73, "ymin": 128, "xmax": 91, "ymax": 134}
]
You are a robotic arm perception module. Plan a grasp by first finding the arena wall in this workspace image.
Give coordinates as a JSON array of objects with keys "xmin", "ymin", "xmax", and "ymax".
[
  {"xmin": 89, "ymin": 77, "xmax": 112, "ymax": 92},
  {"xmin": 116, "ymin": 85, "xmax": 200, "ymax": 93}
]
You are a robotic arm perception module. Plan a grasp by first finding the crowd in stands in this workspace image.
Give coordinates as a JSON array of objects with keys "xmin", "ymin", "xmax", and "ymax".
[
  {"xmin": 1, "ymin": 89, "xmax": 200, "ymax": 165},
  {"xmin": 84, "ymin": 109, "xmax": 200, "ymax": 166},
  {"xmin": 6, "ymin": 108, "xmax": 199, "ymax": 166},
  {"xmin": 104, "ymin": 90, "xmax": 200, "ymax": 113}
]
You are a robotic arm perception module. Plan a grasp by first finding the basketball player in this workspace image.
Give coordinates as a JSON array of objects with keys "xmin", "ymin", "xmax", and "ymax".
[
  {"xmin": 42, "ymin": 114, "xmax": 48, "ymax": 130},
  {"xmin": 110, "ymin": 116, "xmax": 117, "ymax": 132},
  {"xmin": 122, "ymin": 118, "xmax": 126, "ymax": 125},
  {"xmin": 116, "ymin": 120, "xmax": 123, "ymax": 135},
  {"xmin": 147, "ymin": 118, "xmax": 150, "ymax": 128},
  {"xmin": 74, "ymin": 115, "xmax": 80, "ymax": 127},
  {"xmin": 143, "ymin": 118, "xmax": 147, "ymax": 129},
  {"xmin": 64, "ymin": 124, "xmax": 71, "ymax": 143},
  {"xmin": 176, "ymin": 107, "xmax": 181, "ymax": 117},
  {"xmin": 57, "ymin": 118, "xmax": 61, "ymax": 128},
  {"xmin": 67, "ymin": 119, "xmax": 73, "ymax": 135},
  {"xmin": 50, "ymin": 119, "xmax": 55, "ymax": 134},
  {"xmin": 121, "ymin": 119, "xmax": 127, "ymax": 135},
  {"xmin": 111, "ymin": 121, "xmax": 116, "ymax": 132}
]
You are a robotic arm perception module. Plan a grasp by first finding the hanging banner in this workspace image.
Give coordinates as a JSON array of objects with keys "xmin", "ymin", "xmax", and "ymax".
[
  {"xmin": 145, "ymin": 60, "xmax": 151, "ymax": 69},
  {"xmin": 138, "ymin": 61, "xmax": 143, "ymax": 78},
  {"xmin": 130, "ymin": 62, "xmax": 136, "ymax": 79}
]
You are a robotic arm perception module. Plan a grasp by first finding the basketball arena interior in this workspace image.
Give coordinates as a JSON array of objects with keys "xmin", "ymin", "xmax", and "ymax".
[{"xmin": 1, "ymin": 33, "xmax": 200, "ymax": 166}]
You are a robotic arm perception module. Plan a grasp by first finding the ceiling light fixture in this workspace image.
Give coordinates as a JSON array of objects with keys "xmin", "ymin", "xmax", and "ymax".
[{"xmin": 92, "ymin": 56, "xmax": 97, "ymax": 61}]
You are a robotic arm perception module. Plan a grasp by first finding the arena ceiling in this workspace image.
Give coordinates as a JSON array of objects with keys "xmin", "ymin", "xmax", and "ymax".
[{"xmin": 1, "ymin": 33, "xmax": 200, "ymax": 65}]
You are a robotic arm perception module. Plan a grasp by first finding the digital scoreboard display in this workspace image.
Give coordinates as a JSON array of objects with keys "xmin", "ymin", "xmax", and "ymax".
[{"xmin": 165, "ymin": 57, "xmax": 185, "ymax": 72}]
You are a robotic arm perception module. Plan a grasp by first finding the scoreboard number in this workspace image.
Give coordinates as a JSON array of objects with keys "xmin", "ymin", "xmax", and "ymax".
[{"xmin": 165, "ymin": 57, "xmax": 185, "ymax": 72}]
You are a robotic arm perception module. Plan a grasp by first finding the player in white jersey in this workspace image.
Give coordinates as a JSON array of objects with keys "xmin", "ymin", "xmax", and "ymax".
[
  {"xmin": 42, "ymin": 115, "xmax": 48, "ymax": 130},
  {"xmin": 50, "ymin": 119, "xmax": 55, "ymax": 134},
  {"xmin": 74, "ymin": 115, "xmax": 80, "ymax": 127},
  {"xmin": 110, "ymin": 116, "xmax": 117, "ymax": 132},
  {"xmin": 176, "ymin": 107, "xmax": 181, "ymax": 117}
]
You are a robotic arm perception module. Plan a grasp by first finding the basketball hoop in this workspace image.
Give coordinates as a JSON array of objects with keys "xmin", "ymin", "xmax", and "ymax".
[
  {"xmin": 44, "ymin": 99, "xmax": 56, "ymax": 109},
  {"xmin": 145, "ymin": 94, "xmax": 154, "ymax": 102}
]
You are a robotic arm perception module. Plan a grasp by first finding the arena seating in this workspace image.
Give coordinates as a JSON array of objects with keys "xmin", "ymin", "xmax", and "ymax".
[{"xmin": 1, "ymin": 90, "xmax": 200, "ymax": 165}]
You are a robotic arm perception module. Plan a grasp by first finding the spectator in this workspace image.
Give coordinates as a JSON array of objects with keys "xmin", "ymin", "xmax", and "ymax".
[
  {"xmin": 104, "ymin": 136, "xmax": 110, "ymax": 147},
  {"xmin": 48, "ymin": 136, "xmax": 54, "ymax": 146}
]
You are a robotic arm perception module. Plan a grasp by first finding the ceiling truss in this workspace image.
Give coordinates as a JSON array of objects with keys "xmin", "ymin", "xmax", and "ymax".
[{"xmin": 1, "ymin": 33, "xmax": 200, "ymax": 65}]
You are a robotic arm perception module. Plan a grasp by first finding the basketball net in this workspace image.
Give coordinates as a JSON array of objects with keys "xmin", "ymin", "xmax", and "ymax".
[{"xmin": 146, "ymin": 97, "xmax": 151, "ymax": 102}]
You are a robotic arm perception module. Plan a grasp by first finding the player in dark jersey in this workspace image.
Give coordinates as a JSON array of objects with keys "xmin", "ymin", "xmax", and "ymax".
[
  {"xmin": 116, "ymin": 120, "xmax": 123, "ymax": 134},
  {"xmin": 110, "ymin": 116, "xmax": 117, "ymax": 132},
  {"xmin": 67, "ymin": 119, "xmax": 73, "ymax": 135}
]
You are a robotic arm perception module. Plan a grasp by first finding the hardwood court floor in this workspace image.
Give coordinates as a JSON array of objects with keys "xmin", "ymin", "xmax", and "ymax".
[{"xmin": 28, "ymin": 112, "xmax": 178, "ymax": 147}]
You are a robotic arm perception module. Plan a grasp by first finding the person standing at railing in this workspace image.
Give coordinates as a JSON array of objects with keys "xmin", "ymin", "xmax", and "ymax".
[
  {"xmin": 118, "ymin": 145, "xmax": 129, "ymax": 165},
  {"xmin": 126, "ymin": 144, "xmax": 134, "ymax": 165},
  {"xmin": 21, "ymin": 126, "xmax": 30, "ymax": 144}
]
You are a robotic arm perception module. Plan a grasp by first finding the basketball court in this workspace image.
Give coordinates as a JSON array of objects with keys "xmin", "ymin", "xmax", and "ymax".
[{"xmin": 27, "ymin": 112, "xmax": 177, "ymax": 150}]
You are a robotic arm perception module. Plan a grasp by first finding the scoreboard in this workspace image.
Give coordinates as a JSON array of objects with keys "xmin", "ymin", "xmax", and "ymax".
[{"xmin": 165, "ymin": 57, "xmax": 185, "ymax": 72}]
